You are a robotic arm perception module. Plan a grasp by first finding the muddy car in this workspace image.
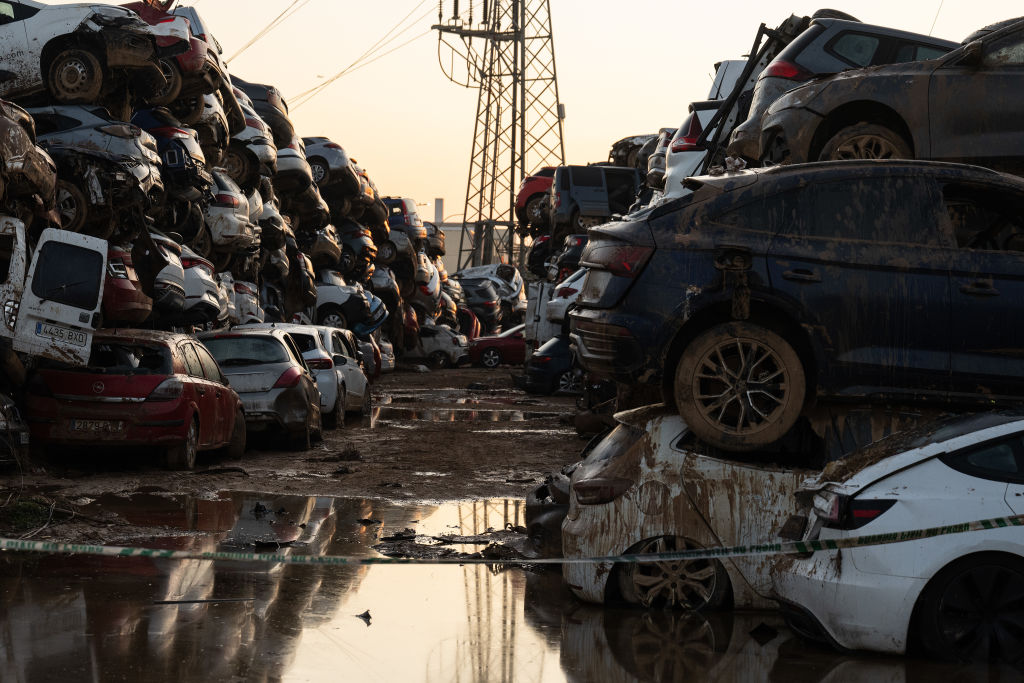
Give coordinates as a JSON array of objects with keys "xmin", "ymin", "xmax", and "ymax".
[
  {"xmin": 523, "ymin": 334, "xmax": 580, "ymax": 395},
  {"xmin": 570, "ymin": 160, "xmax": 1024, "ymax": 451},
  {"xmin": 758, "ymin": 18, "xmax": 1024, "ymax": 172},
  {"xmin": 224, "ymin": 97, "xmax": 277, "ymax": 191},
  {"xmin": 0, "ymin": 1, "xmax": 188, "ymax": 104},
  {"xmin": 515, "ymin": 165, "xmax": 555, "ymax": 232},
  {"xmin": 131, "ymin": 107, "xmax": 212, "ymax": 203},
  {"xmin": 775, "ymin": 412, "xmax": 1024, "ymax": 664},
  {"xmin": 380, "ymin": 196, "xmax": 426, "ymax": 265},
  {"xmin": 548, "ymin": 165, "xmax": 642, "ymax": 240},
  {"xmin": 406, "ymin": 322, "xmax": 468, "ymax": 369},
  {"xmin": 314, "ymin": 268, "xmax": 370, "ymax": 330}
]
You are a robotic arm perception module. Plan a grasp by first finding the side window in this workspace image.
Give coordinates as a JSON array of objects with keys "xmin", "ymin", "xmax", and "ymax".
[
  {"xmin": 983, "ymin": 32, "xmax": 1024, "ymax": 67},
  {"xmin": 194, "ymin": 344, "xmax": 226, "ymax": 384},
  {"xmin": 942, "ymin": 436, "xmax": 1024, "ymax": 483},
  {"xmin": 893, "ymin": 42, "xmax": 949, "ymax": 63},
  {"xmin": 30, "ymin": 241, "xmax": 103, "ymax": 309},
  {"xmin": 0, "ymin": 3, "xmax": 14, "ymax": 24},
  {"xmin": 282, "ymin": 335, "xmax": 306, "ymax": 368},
  {"xmin": 943, "ymin": 184, "xmax": 1024, "ymax": 252},
  {"xmin": 709, "ymin": 189, "xmax": 800, "ymax": 235},
  {"xmin": 799, "ymin": 178, "xmax": 942, "ymax": 244},
  {"xmin": 180, "ymin": 343, "xmax": 204, "ymax": 378},
  {"xmin": 570, "ymin": 167, "xmax": 604, "ymax": 187},
  {"xmin": 334, "ymin": 333, "xmax": 353, "ymax": 357},
  {"xmin": 828, "ymin": 32, "xmax": 881, "ymax": 68}
]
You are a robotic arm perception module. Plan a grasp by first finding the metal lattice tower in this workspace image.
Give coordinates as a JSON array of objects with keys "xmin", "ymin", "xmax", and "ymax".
[{"xmin": 435, "ymin": 0, "xmax": 565, "ymax": 268}]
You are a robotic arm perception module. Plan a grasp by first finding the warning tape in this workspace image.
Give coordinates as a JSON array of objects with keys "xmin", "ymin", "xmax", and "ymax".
[{"xmin": 1, "ymin": 514, "xmax": 1022, "ymax": 567}]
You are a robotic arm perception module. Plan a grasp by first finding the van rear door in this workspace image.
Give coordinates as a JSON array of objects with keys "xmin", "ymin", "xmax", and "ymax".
[
  {"xmin": 570, "ymin": 166, "xmax": 609, "ymax": 217},
  {"xmin": 13, "ymin": 228, "xmax": 106, "ymax": 365},
  {"xmin": 0, "ymin": 217, "xmax": 27, "ymax": 336}
]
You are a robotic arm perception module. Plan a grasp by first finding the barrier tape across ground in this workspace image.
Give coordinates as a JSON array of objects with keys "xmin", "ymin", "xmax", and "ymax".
[{"xmin": 2, "ymin": 513, "xmax": 1022, "ymax": 567}]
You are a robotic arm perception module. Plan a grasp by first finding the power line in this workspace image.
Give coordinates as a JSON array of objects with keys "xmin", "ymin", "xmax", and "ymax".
[
  {"xmin": 228, "ymin": 0, "xmax": 311, "ymax": 62},
  {"xmin": 929, "ymin": 0, "xmax": 945, "ymax": 36}
]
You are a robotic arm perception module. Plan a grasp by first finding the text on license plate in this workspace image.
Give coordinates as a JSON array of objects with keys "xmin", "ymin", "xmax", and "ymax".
[
  {"xmin": 36, "ymin": 322, "xmax": 87, "ymax": 347},
  {"xmin": 71, "ymin": 420, "xmax": 124, "ymax": 433}
]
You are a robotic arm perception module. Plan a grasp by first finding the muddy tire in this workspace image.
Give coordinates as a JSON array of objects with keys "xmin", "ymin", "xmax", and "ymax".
[
  {"xmin": 325, "ymin": 386, "xmax": 346, "ymax": 430},
  {"xmin": 226, "ymin": 408, "xmax": 246, "ymax": 459},
  {"xmin": 339, "ymin": 245, "xmax": 356, "ymax": 275},
  {"xmin": 358, "ymin": 388, "xmax": 372, "ymax": 416},
  {"xmin": 289, "ymin": 419, "xmax": 312, "ymax": 451},
  {"xmin": 317, "ymin": 305, "xmax": 347, "ymax": 329},
  {"xmin": 55, "ymin": 179, "xmax": 90, "ymax": 233},
  {"xmin": 48, "ymin": 48, "xmax": 103, "ymax": 103},
  {"xmin": 148, "ymin": 58, "xmax": 183, "ymax": 106},
  {"xmin": 674, "ymin": 322, "xmax": 805, "ymax": 452},
  {"xmin": 617, "ymin": 536, "xmax": 732, "ymax": 610},
  {"xmin": 525, "ymin": 194, "xmax": 548, "ymax": 228},
  {"xmin": 189, "ymin": 223, "xmax": 214, "ymax": 259},
  {"xmin": 554, "ymin": 370, "xmax": 582, "ymax": 395},
  {"xmin": 915, "ymin": 554, "xmax": 1024, "ymax": 665},
  {"xmin": 222, "ymin": 143, "xmax": 256, "ymax": 188},
  {"xmin": 429, "ymin": 350, "xmax": 450, "ymax": 370},
  {"xmin": 818, "ymin": 123, "xmax": 912, "ymax": 161},
  {"xmin": 171, "ymin": 95, "xmax": 204, "ymax": 126},
  {"xmin": 165, "ymin": 418, "xmax": 199, "ymax": 470},
  {"xmin": 480, "ymin": 347, "xmax": 502, "ymax": 369}
]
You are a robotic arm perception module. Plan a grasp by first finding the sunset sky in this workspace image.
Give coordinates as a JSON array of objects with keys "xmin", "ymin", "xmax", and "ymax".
[{"xmin": 79, "ymin": 2, "xmax": 1022, "ymax": 221}]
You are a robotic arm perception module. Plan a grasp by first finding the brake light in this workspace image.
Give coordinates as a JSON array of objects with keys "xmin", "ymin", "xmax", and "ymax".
[
  {"xmin": 558, "ymin": 268, "xmax": 572, "ymax": 282},
  {"xmin": 181, "ymin": 257, "xmax": 214, "ymax": 276},
  {"xmin": 762, "ymin": 60, "xmax": 813, "ymax": 81},
  {"xmin": 273, "ymin": 366, "xmax": 303, "ymax": 388},
  {"xmin": 244, "ymin": 117, "xmax": 263, "ymax": 129},
  {"xmin": 671, "ymin": 114, "xmax": 705, "ymax": 153},
  {"xmin": 570, "ymin": 236, "xmax": 585, "ymax": 246},
  {"xmin": 306, "ymin": 358, "xmax": 333, "ymax": 370},
  {"xmin": 325, "ymin": 143, "xmax": 343, "ymax": 150},
  {"xmin": 573, "ymin": 477, "xmax": 633, "ymax": 505},
  {"xmin": 97, "ymin": 124, "xmax": 140, "ymax": 138},
  {"xmin": 531, "ymin": 354, "xmax": 552, "ymax": 364},
  {"xmin": 581, "ymin": 243, "xmax": 653, "ymax": 278},
  {"xmin": 554, "ymin": 192, "xmax": 563, "ymax": 209},
  {"xmin": 481, "ymin": 300, "xmax": 497, "ymax": 309},
  {"xmin": 151, "ymin": 126, "xmax": 192, "ymax": 140},
  {"xmin": 234, "ymin": 283, "xmax": 256, "ymax": 296},
  {"xmin": 556, "ymin": 286, "xmax": 578, "ymax": 298},
  {"xmin": 419, "ymin": 285, "xmax": 432, "ymax": 295},
  {"xmin": 215, "ymin": 193, "xmax": 241, "ymax": 208},
  {"xmin": 844, "ymin": 499, "xmax": 897, "ymax": 529},
  {"xmin": 147, "ymin": 377, "xmax": 184, "ymax": 402}
]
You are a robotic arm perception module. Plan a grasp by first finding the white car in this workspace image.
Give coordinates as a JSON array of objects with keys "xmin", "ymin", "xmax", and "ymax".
[
  {"xmin": 179, "ymin": 244, "xmax": 219, "ymax": 325},
  {"xmin": 407, "ymin": 323, "xmax": 468, "ymax": 369},
  {"xmin": 545, "ymin": 267, "xmax": 585, "ymax": 324},
  {"xmin": 0, "ymin": 1, "xmax": 188, "ymax": 103},
  {"xmin": 773, "ymin": 413, "xmax": 1024, "ymax": 664}
]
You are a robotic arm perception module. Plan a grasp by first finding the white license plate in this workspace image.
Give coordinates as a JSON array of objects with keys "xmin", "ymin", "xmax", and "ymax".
[
  {"xmin": 71, "ymin": 420, "xmax": 124, "ymax": 433},
  {"xmin": 36, "ymin": 322, "xmax": 87, "ymax": 347}
]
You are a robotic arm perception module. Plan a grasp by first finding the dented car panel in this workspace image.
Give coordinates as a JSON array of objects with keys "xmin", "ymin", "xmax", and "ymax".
[{"xmin": 562, "ymin": 406, "xmax": 809, "ymax": 608}]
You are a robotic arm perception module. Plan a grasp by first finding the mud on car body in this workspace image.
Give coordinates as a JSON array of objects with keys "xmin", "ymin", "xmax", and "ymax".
[{"xmin": 570, "ymin": 159, "xmax": 1024, "ymax": 451}]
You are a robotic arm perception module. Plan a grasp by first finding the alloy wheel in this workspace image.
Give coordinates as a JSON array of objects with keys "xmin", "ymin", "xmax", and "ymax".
[
  {"xmin": 935, "ymin": 563, "xmax": 1024, "ymax": 663},
  {"xmin": 623, "ymin": 536, "xmax": 718, "ymax": 609},
  {"xmin": 691, "ymin": 338, "xmax": 789, "ymax": 435},
  {"xmin": 829, "ymin": 134, "xmax": 902, "ymax": 160},
  {"xmin": 481, "ymin": 348, "xmax": 501, "ymax": 368}
]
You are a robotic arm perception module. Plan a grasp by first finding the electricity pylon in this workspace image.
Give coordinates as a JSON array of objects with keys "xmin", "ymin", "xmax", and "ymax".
[{"xmin": 435, "ymin": 0, "xmax": 565, "ymax": 268}]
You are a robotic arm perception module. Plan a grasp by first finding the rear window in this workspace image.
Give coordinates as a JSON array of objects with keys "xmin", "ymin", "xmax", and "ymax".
[
  {"xmin": 535, "ymin": 167, "xmax": 555, "ymax": 178},
  {"xmin": 31, "ymin": 241, "xmax": 103, "ymax": 310},
  {"xmin": 289, "ymin": 332, "xmax": 318, "ymax": 353},
  {"xmin": 201, "ymin": 336, "xmax": 290, "ymax": 366},
  {"xmin": 571, "ymin": 167, "xmax": 605, "ymax": 187},
  {"xmin": 87, "ymin": 342, "xmax": 172, "ymax": 375}
]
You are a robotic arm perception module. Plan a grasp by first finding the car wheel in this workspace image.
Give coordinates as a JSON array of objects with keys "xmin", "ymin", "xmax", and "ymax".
[
  {"xmin": 555, "ymin": 370, "xmax": 582, "ymax": 395},
  {"xmin": 226, "ymin": 408, "xmax": 246, "ymax": 459},
  {"xmin": 377, "ymin": 240, "xmax": 397, "ymax": 265},
  {"xmin": 170, "ymin": 95, "xmax": 204, "ymax": 126},
  {"xmin": 359, "ymin": 388, "xmax": 372, "ymax": 416},
  {"xmin": 289, "ymin": 418, "xmax": 312, "ymax": 451},
  {"xmin": 309, "ymin": 157, "xmax": 329, "ymax": 185},
  {"xmin": 189, "ymin": 224, "xmax": 214, "ymax": 259},
  {"xmin": 617, "ymin": 536, "xmax": 731, "ymax": 610},
  {"xmin": 317, "ymin": 305, "xmax": 348, "ymax": 329},
  {"xmin": 56, "ymin": 179, "xmax": 89, "ymax": 233},
  {"xmin": 339, "ymin": 246, "xmax": 356, "ymax": 275},
  {"xmin": 526, "ymin": 194, "xmax": 548, "ymax": 228},
  {"xmin": 818, "ymin": 123, "xmax": 912, "ymax": 161},
  {"xmin": 916, "ymin": 554, "xmax": 1024, "ymax": 665},
  {"xmin": 148, "ymin": 58, "xmax": 183, "ymax": 106},
  {"xmin": 165, "ymin": 418, "xmax": 199, "ymax": 470},
  {"xmin": 325, "ymin": 386, "xmax": 346, "ymax": 429},
  {"xmin": 222, "ymin": 144, "xmax": 256, "ymax": 187},
  {"xmin": 429, "ymin": 350, "xmax": 450, "ymax": 369},
  {"xmin": 481, "ymin": 347, "xmax": 502, "ymax": 369},
  {"xmin": 674, "ymin": 321, "xmax": 806, "ymax": 452},
  {"xmin": 48, "ymin": 48, "xmax": 103, "ymax": 103}
]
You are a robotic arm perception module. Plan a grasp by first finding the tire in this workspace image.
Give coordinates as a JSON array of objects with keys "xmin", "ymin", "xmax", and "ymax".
[
  {"xmin": 811, "ymin": 8, "xmax": 859, "ymax": 21},
  {"xmin": 171, "ymin": 95, "xmax": 204, "ymax": 126},
  {"xmin": 325, "ymin": 385, "xmax": 346, "ymax": 429},
  {"xmin": 55, "ymin": 179, "xmax": 89, "ymax": 233},
  {"xmin": 317, "ymin": 305, "xmax": 348, "ymax": 329},
  {"xmin": 148, "ymin": 58, "xmax": 183, "ymax": 106},
  {"xmin": 189, "ymin": 224, "xmax": 214, "ymax": 260},
  {"xmin": 525, "ymin": 194, "xmax": 548, "ymax": 229},
  {"xmin": 289, "ymin": 418, "xmax": 312, "ymax": 451},
  {"xmin": 358, "ymin": 388, "xmax": 372, "ymax": 416},
  {"xmin": 339, "ymin": 246, "xmax": 356, "ymax": 275},
  {"xmin": 916, "ymin": 554, "xmax": 1024, "ymax": 665},
  {"xmin": 554, "ymin": 370, "xmax": 582, "ymax": 395},
  {"xmin": 309, "ymin": 157, "xmax": 329, "ymax": 186},
  {"xmin": 480, "ymin": 347, "xmax": 502, "ymax": 369},
  {"xmin": 165, "ymin": 418, "xmax": 199, "ymax": 470},
  {"xmin": 429, "ymin": 350, "xmax": 450, "ymax": 369},
  {"xmin": 674, "ymin": 322, "xmax": 806, "ymax": 452},
  {"xmin": 818, "ymin": 123, "xmax": 912, "ymax": 162},
  {"xmin": 377, "ymin": 240, "xmax": 397, "ymax": 265},
  {"xmin": 48, "ymin": 48, "xmax": 103, "ymax": 103},
  {"xmin": 226, "ymin": 408, "xmax": 246, "ymax": 459},
  {"xmin": 222, "ymin": 144, "xmax": 256, "ymax": 188},
  {"xmin": 617, "ymin": 536, "xmax": 732, "ymax": 610}
]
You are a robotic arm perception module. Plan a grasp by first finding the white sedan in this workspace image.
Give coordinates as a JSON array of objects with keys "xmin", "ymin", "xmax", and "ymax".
[
  {"xmin": 545, "ymin": 267, "xmax": 585, "ymax": 324},
  {"xmin": 773, "ymin": 412, "xmax": 1024, "ymax": 665}
]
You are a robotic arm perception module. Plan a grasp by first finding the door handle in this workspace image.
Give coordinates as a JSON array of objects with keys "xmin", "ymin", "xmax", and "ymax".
[
  {"xmin": 960, "ymin": 281, "xmax": 999, "ymax": 297},
  {"xmin": 782, "ymin": 269, "xmax": 821, "ymax": 283}
]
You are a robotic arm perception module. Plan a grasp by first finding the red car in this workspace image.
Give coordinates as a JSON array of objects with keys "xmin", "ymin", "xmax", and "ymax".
[
  {"xmin": 102, "ymin": 245, "xmax": 152, "ymax": 325},
  {"xmin": 514, "ymin": 166, "xmax": 555, "ymax": 231},
  {"xmin": 27, "ymin": 330, "xmax": 245, "ymax": 470},
  {"xmin": 468, "ymin": 324, "xmax": 526, "ymax": 368}
]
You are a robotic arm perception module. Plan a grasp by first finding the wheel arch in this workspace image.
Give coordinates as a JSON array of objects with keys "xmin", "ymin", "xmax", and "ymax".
[
  {"xmin": 42, "ymin": 33, "xmax": 107, "ymax": 75},
  {"xmin": 810, "ymin": 101, "xmax": 916, "ymax": 161}
]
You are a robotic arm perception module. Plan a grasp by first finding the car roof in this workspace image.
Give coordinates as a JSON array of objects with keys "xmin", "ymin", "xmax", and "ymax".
[
  {"xmin": 809, "ymin": 18, "xmax": 958, "ymax": 48},
  {"xmin": 95, "ymin": 329, "xmax": 192, "ymax": 345}
]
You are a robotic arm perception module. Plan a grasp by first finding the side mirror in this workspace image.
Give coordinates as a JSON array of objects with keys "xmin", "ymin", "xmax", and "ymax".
[
  {"xmin": 961, "ymin": 40, "xmax": 984, "ymax": 67},
  {"xmin": 333, "ymin": 354, "xmax": 347, "ymax": 366}
]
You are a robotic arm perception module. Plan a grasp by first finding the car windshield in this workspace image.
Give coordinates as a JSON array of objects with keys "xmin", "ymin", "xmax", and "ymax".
[
  {"xmin": 84, "ymin": 342, "xmax": 171, "ymax": 375},
  {"xmin": 202, "ymin": 336, "xmax": 289, "ymax": 366}
]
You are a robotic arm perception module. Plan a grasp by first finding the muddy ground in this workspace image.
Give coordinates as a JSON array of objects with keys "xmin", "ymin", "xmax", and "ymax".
[{"xmin": 0, "ymin": 367, "xmax": 585, "ymax": 543}]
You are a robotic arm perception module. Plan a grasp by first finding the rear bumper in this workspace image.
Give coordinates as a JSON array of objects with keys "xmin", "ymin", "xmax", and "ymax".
[
  {"xmin": 569, "ymin": 309, "xmax": 648, "ymax": 382},
  {"xmin": 28, "ymin": 399, "xmax": 190, "ymax": 446},
  {"xmin": 238, "ymin": 387, "xmax": 311, "ymax": 433}
]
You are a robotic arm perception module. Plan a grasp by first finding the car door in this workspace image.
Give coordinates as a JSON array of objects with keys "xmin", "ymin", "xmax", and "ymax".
[
  {"xmin": 332, "ymin": 331, "xmax": 364, "ymax": 407},
  {"xmin": 941, "ymin": 181, "xmax": 1024, "ymax": 400},
  {"xmin": 569, "ymin": 166, "xmax": 608, "ymax": 217},
  {"xmin": 194, "ymin": 342, "xmax": 231, "ymax": 444},
  {"xmin": 0, "ymin": 2, "xmax": 32, "ymax": 96},
  {"xmin": 928, "ymin": 27, "xmax": 1024, "ymax": 175},
  {"xmin": 766, "ymin": 175, "xmax": 952, "ymax": 398},
  {"xmin": 13, "ymin": 228, "xmax": 106, "ymax": 366},
  {"xmin": 178, "ymin": 341, "xmax": 217, "ymax": 446}
]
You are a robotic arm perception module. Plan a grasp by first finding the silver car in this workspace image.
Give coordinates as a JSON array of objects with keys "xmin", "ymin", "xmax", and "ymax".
[
  {"xmin": 274, "ymin": 133, "xmax": 313, "ymax": 193},
  {"xmin": 149, "ymin": 231, "xmax": 185, "ymax": 315},
  {"xmin": 301, "ymin": 136, "xmax": 357, "ymax": 188},
  {"xmin": 179, "ymin": 244, "xmax": 219, "ymax": 325},
  {"xmin": 206, "ymin": 169, "xmax": 256, "ymax": 255}
]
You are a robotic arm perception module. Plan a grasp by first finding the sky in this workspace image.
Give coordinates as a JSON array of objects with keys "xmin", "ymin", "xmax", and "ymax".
[{"xmin": 77, "ymin": 1, "xmax": 1022, "ymax": 222}]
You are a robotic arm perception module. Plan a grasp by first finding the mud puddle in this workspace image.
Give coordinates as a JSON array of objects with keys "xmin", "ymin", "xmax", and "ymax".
[
  {"xmin": 2, "ymin": 491, "xmax": 1013, "ymax": 681},
  {"xmin": 374, "ymin": 406, "xmax": 559, "ymax": 423}
]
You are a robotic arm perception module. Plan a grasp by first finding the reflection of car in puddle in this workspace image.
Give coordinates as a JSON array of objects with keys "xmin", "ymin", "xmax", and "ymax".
[{"xmin": 372, "ymin": 405, "xmax": 558, "ymax": 424}]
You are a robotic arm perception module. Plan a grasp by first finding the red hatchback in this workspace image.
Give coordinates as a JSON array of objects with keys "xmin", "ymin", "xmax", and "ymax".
[
  {"xmin": 515, "ymin": 167, "xmax": 555, "ymax": 231},
  {"xmin": 27, "ymin": 330, "xmax": 245, "ymax": 469},
  {"xmin": 468, "ymin": 324, "xmax": 526, "ymax": 368}
]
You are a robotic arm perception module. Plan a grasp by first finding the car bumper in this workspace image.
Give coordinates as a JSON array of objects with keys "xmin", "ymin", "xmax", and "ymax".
[
  {"xmin": 103, "ymin": 28, "xmax": 159, "ymax": 68},
  {"xmin": 28, "ymin": 400, "xmax": 190, "ymax": 446},
  {"xmin": 759, "ymin": 107, "xmax": 823, "ymax": 165},
  {"xmin": 238, "ymin": 387, "xmax": 310, "ymax": 433},
  {"xmin": 569, "ymin": 309, "xmax": 649, "ymax": 383}
]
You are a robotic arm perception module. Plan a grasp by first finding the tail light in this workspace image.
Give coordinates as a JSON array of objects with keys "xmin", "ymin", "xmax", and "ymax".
[
  {"xmin": 325, "ymin": 143, "xmax": 343, "ymax": 150},
  {"xmin": 581, "ymin": 243, "xmax": 654, "ymax": 278},
  {"xmin": 531, "ymin": 354, "xmax": 552, "ymax": 364},
  {"xmin": 306, "ymin": 358, "xmax": 333, "ymax": 370},
  {"xmin": 554, "ymin": 192, "xmax": 563, "ymax": 209},
  {"xmin": 215, "ymin": 193, "xmax": 241, "ymax": 208},
  {"xmin": 570, "ymin": 236, "xmax": 586, "ymax": 246},
  {"xmin": 244, "ymin": 117, "xmax": 263, "ymax": 130},
  {"xmin": 107, "ymin": 258, "xmax": 129, "ymax": 279},
  {"xmin": 556, "ymin": 286, "xmax": 578, "ymax": 298},
  {"xmin": 234, "ymin": 283, "xmax": 256, "ymax": 296},
  {"xmin": 573, "ymin": 477, "xmax": 633, "ymax": 505},
  {"xmin": 273, "ymin": 366, "xmax": 303, "ymax": 388},
  {"xmin": 97, "ymin": 124, "xmax": 140, "ymax": 138},
  {"xmin": 182, "ymin": 257, "xmax": 214, "ymax": 276},
  {"xmin": 762, "ymin": 60, "xmax": 813, "ymax": 81},
  {"xmin": 671, "ymin": 113, "xmax": 705, "ymax": 153},
  {"xmin": 558, "ymin": 267, "xmax": 572, "ymax": 282},
  {"xmin": 147, "ymin": 378, "xmax": 184, "ymax": 402},
  {"xmin": 151, "ymin": 126, "xmax": 192, "ymax": 140},
  {"xmin": 419, "ymin": 284, "xmax": 432, "ymax": 295},
  {"xmin": 814, "ymin": 490, "xmax": 896, "ymax": 530},
  {"xmin": 27, "ymin": 374, "xmax": 52, "ymax": 397},
  {"xmin": 481, "ymin": 300, "xmax": 497, "ymax": 309}
]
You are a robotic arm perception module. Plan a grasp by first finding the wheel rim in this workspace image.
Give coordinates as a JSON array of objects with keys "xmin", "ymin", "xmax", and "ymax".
[
  {"xmin": 55, "ymin": 56, "xmax": 93, "ymax": 96},
  {"xmin": 339, "ymin": 249, "xmax": 355, "ymax": 273},
  {"xmin": 379, "ymin": 242, "xmax": 396, "ymax": 261},
  {"xmin": 937, "ymin": 564, "xmax": 1024, "ymax": 662},
  {"xmin": 322, "ymin": 312, "xmax": 346, "ymax": 328},
  {"xmin": 222, "ymin": 149, "xmax": 248, "ymax": 181},
  {"xmin": 558, "ymin": 371, "xmax": 580, "ymax": 393},
  {"xmin": 627, "ymin": 537, "xmax": 717, "ymax": 609},
  {"xmin": 691, "ymin": 336, "xmax": 791, "ymax": 436},
  {"xmin": 56, "ymin": 184, "xmax": 82, "ymax": 230},
  {"xmin": 625, "ymin": 611, "xmax": 717, "ymax": 679},
  {"xmin": 482, "ymin": 348, "xmax": 500, "ymax": 368},
  {"xmin": 311, "ymin": 162, "xmax": 327, "ymax": 184},
  {"xmin": 152, "ymin": 59, "xmax": 178, "ymax": 101},
  {"xmin": 829, "ymin": 134, "xmax": 902, "ymax": 160},
  {"xmin": 527, "ymin": 197, "xmax": 545, "ymax": 222}
]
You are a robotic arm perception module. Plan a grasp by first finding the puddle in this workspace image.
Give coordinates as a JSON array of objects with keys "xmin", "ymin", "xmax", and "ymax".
[
  {"xmin": 1, "ymin": 491, "xmax": 1016, "ymax": 681},
  {"xmin": 374, "ymin": 407, "xmax": 559, "ymax": 423}
]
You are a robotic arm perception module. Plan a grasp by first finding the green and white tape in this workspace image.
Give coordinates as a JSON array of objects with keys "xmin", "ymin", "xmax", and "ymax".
[{"xmin": 2, "ymin": 513, "xmax": 1022, "ymax": 566}]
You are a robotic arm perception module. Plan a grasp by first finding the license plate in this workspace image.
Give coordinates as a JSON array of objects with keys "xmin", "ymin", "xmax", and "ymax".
[
  {"xmin": 71, "ymin": 420, "xmax": 124, "ymax": 433},
  {"xmin": 36, "ymin": 322, "xmax": 87, "ymax": 348}
]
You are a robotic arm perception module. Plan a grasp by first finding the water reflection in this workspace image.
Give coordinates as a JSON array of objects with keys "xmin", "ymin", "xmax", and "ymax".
[
  {"xmin": 0, "ymin": 493, "xmax": 1017, "ymax": 682},
  {"xmin": 373, "ymin": 406, "xmax": 558, "ymax": 423}
]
